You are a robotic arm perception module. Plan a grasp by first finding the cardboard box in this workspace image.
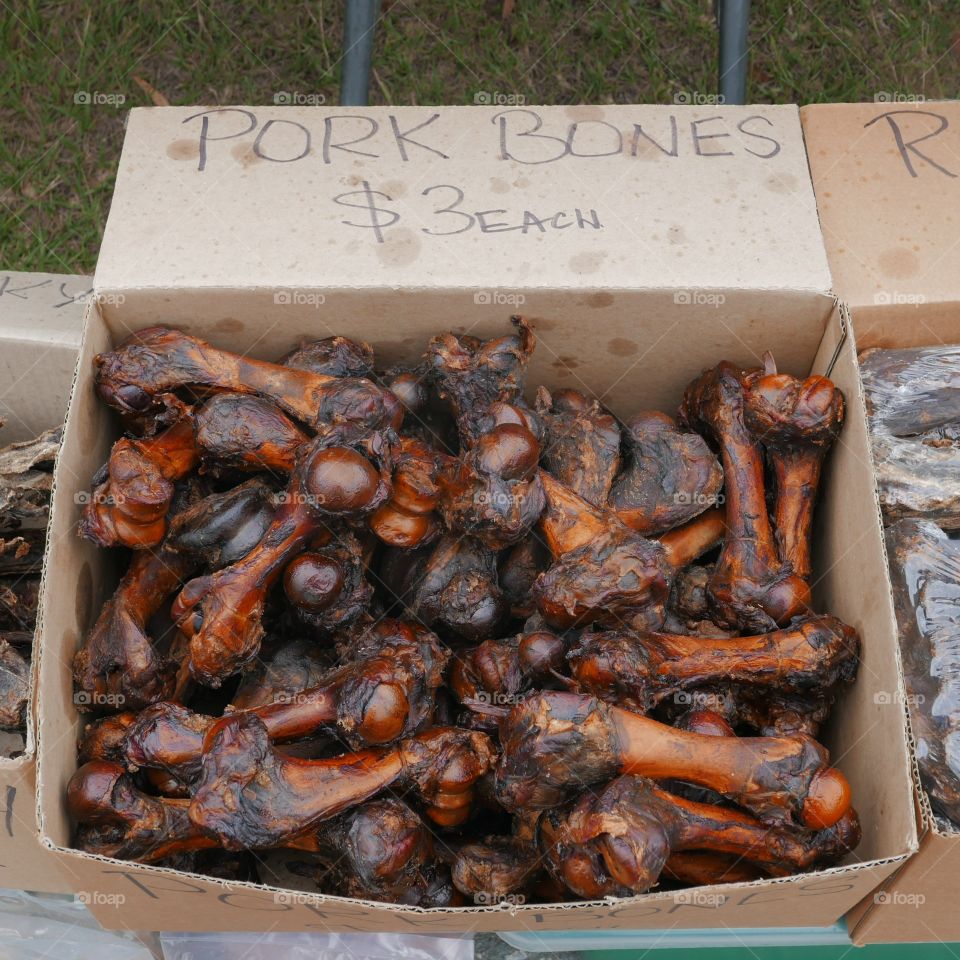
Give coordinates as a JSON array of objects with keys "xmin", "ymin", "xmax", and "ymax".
[
  {"xmin": 36, "ymin": 104, "xmax": 918, "ymax": 933},
  {"xmin": 0, "ymin": 271, "xmax": 87, "ymax": 892},
  {"xmin": 802, "ymin": 100, "xmax": 960, "ymax": 946}
]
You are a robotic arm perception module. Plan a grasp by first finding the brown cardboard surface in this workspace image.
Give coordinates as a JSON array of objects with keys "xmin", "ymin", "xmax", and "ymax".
[
  {"xmin": 837, "ymin": 303, "xmax": 960, "ymax": 946},
  {"xmin": 34, "ymin": 104, "xmax": 915, "ymax": 932},
  {"xmin": 97, "ymin": 105, "xmax": 831, "ymax": 298},
  {"xmin": 0, "ymin": 271, "xmax": 88, "ymax": 443},
  {"xmin": 802, "ymin": 104, "xmax": 960, "ymax": 945},
  {"xmin": 35, "ymin": 298, "xmax": 918, "ymax": 933},
  {"xmin": 0, "ymin": 271, "xmax": 87, "ymax": 893},
  {"xmin": 801, "ymin": 101, "xmax": 960, "ymax": 311}
]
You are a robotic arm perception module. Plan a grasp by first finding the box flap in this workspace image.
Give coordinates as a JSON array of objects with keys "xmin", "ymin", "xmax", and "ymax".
[
  {"xmin": 0, "ymin": 271, "xmax": 88, "ymax": 443},
  {"xmin": 801, "ymin": 101, "xmax": 960, "ymax": 310},
  {"xmin": 96, "ymin": 105, "xmax": 831, "ymax": 297}
]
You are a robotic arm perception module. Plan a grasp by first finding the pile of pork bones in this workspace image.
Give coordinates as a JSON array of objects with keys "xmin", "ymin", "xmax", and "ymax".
[{"xmin": 68, "ymin": 318, "xmax": 860, "ymax": 906}]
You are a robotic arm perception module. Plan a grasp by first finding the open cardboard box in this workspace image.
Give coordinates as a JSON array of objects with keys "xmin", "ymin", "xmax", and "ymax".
[
  {"xmin": 803, "ymin": 99, "xmax": 960, "ymax": 946},
  {"xmin": 0, "ymin": 270, "xmax": 88, "ymax": 892},
  {"xmin": 36, "ymin": 104, "xmax": 918, "ymax": 933}
]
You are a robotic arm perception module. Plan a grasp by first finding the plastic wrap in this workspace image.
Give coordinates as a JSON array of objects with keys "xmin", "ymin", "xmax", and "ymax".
[
  {"xmin": 159, "ymin": 932, "xmax": 472, "ymax": 960},
  {"xmin": 861, "ymin": 345, "xmax": 960, "ymax": 527},
  {"xmin": 0, "ymin": 888, "xmax": 158, "ymax": 960},
  {"xmin": 885, "ymin": 518, "xmax": 960, "ymax": 826}
]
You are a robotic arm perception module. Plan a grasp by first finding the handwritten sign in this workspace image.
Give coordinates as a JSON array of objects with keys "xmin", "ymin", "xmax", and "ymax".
[{"xmin": 801, "ymin": 102, "xmax": 960, "ymax": 308}]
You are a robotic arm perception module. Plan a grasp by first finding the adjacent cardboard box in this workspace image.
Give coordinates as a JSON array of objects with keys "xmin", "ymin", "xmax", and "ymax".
[
  {"xmin": 0, "ymin": 271, "xmax": 87, "ymax": 892},
  {"xmin": 803, "ymin": 100, "xmax": 960, "ymax": 946},
  {"xmin": 37, "ymin": 105, "xmax": 918, "ymax": 933}
]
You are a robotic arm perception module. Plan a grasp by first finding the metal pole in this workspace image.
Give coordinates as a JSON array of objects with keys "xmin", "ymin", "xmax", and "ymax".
[
  {"xmin": 340, "ymin": 0, "xmax": 381, "ymax": 106},
  {"xmin": 718, "ymin": 0, "xmax": 751, "ymax": 105}
]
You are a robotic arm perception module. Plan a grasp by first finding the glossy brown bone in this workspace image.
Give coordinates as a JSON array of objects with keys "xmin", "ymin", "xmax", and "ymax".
[
  {"xmin": 284, "ymin": 533, "xmax": 372, "ymax": 632},
  {"xmin": 123, "ymin": 633, "xmax": 450, "ymax": 780},
  {"xmin": 165, "ymin": 479, "xmax": 276, "ymax": 571},
  {"xmin": 536, "ymin": 388, "xmax": 621, "ymax": 507},
  {"xmin": 282, "ymin": 336, "xmax": 374, "ymax": 378},
  {"xmin": 533, "ymin": 472, "xmax": 723, "ymax": 630},
  {"xmin": 370, "ymin": 437, "xmax": 447, "ymax": 549},
  {"xmin": 173, "ymin": 440, "xmax": 389, "ymax": 685},
  {"xmin": 540, "ymin": 775, "xmax": 861, "ymax": 898},
  {"xmin": 0, "ymin": 636, "xmax": 30, "ymax": 729},
  {"xmin": 439, "ymin": 422, "xmax": 545, "ymax": 550},
  {"xmin": 93, "ymin": 326, "xmax": 399, "ymax": 440},
  {"xmin": 408, "ymin": 534, "xmax": 507, "ymax": 642},
  {"xmin": 452, "ymin": 837, "xmax": 541, "ymax": 901},
  {"xmin": 73, "ymin": 501, "xmax": 198, "ymax": 713},
  {"xmin": 426, "ymin": 316, "xmax": 536, "ymax": 444},
  {"xmin": 742, "ymin": 354, "xmax": 844, "ymax": 582},
  {"xmin": 78, "ymin": 711, "xmax": 138, "ymax": 765},
  {"xmin": 568, "ymin": 615, "xmax": 859, "ymax": 713},
  {"xmin": 609, "ymin": 411, "xmax": 724, "ymax": 535},
  {"xmin": 499, "ymin": 533, "xmax": 551, "ymax": 619},
  {"xmin": 67, "ymin": 761, "xmax": 218, "ymax": 863},
  {"xmin": 451, "ymin": 631, "xmax": 567, "ymax": 709},
  {"xmin": 680, "ymin": 361, "xmax": 811, "ymax": 631},
  {"xmin": 188, "ymin": 714, "xmax": 494, "ymax": 848},
  {"xmin": 495, "ymin": 691, "xmax": 851, "ymax": 828},
  {"xmin": 79, "ymin": 416, "xmax": 200, "ymax": 549},
  {"xmin": 230, "ymin": 639, "xmax": 332, "ymax": 712},
  {"xmin": 193, "ymin": 393, "xmax": 309, "ymax": 474},
  {"xmin": 314, "ymin": 798, "xmax": 447, "ymax": 905}
]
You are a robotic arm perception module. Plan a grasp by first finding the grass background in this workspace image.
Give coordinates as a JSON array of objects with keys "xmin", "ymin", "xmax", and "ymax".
[{"xmin": 1, "ymin": 0, "xmax": 958, "ymax": 274}]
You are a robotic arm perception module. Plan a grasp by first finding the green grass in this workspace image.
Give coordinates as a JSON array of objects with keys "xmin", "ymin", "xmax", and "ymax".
[{"xmin": 1, "ymin": 0, "xmax": 958, "ymax": 274}]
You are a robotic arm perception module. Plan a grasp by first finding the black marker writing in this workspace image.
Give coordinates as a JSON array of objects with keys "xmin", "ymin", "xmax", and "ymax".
[
  {"xmin": 332, "ymin": 180, "xmax": 400, "ymax": 243},
  {"xmin": 865, "ymin": 110, "xmax": 957, "ymax": 178}
]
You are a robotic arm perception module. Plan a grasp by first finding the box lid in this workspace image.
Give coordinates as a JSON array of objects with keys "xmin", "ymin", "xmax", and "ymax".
[
  {"xmin": 0, "ymin": 271, "xmax": 88, "ymax": 443},
  {"xmin": 96, "ymin": 104, "xmax": 831, "ymax": 297},
  {"xmin": 802, "ymin": 101, "xmax": 960, "ymax": 310}
]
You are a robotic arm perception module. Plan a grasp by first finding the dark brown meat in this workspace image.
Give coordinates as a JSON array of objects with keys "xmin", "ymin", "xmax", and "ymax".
[
  {"xmin": 539, "ymin": 775, "xmax": 861, "ymax": 898},
  {"xmin": 193, "ymin": 393, "xmax": 309, "ymax": 474},
  {"xmin": 537, "ymin": 388, "xmax": 621, "ymax": 507},
  {"xmin": 188, "ymin": 716, "xmax": 494, "ymax": 848},
  {"xmin": 407, "ymin": 534, "xmax": 507, "ymax": 642},
  {"xmin": 742, "ymin": 353, "xmax": 843, "ymax": 582},
  {"xmin": 79, "ymin": 415, "xmax": 200, "ymax": 549},
  {"xmin": 680, "ymin": 361, "xmax": 810, "ymax": 631},
  {"xmin": 93, "ymin": 326, "xmax": 400, "ymax": 441},
  {"xmin": 609, "ymin": 411, "xmax": 723, "ymax": 535},
  {"xmin": 282, "ymin": 337, "xmax": 375, "ymax": 378},
  {"xmin": 425, "ymin": 317, "xmax": 536, "ymax": 445},
  {"xmin": 567, "ymin": 615, "xmax": 858, "ymax": 713},
  {"xmin": 495, "ymin": 690, "xmax": 851, "ymax": 828}
]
